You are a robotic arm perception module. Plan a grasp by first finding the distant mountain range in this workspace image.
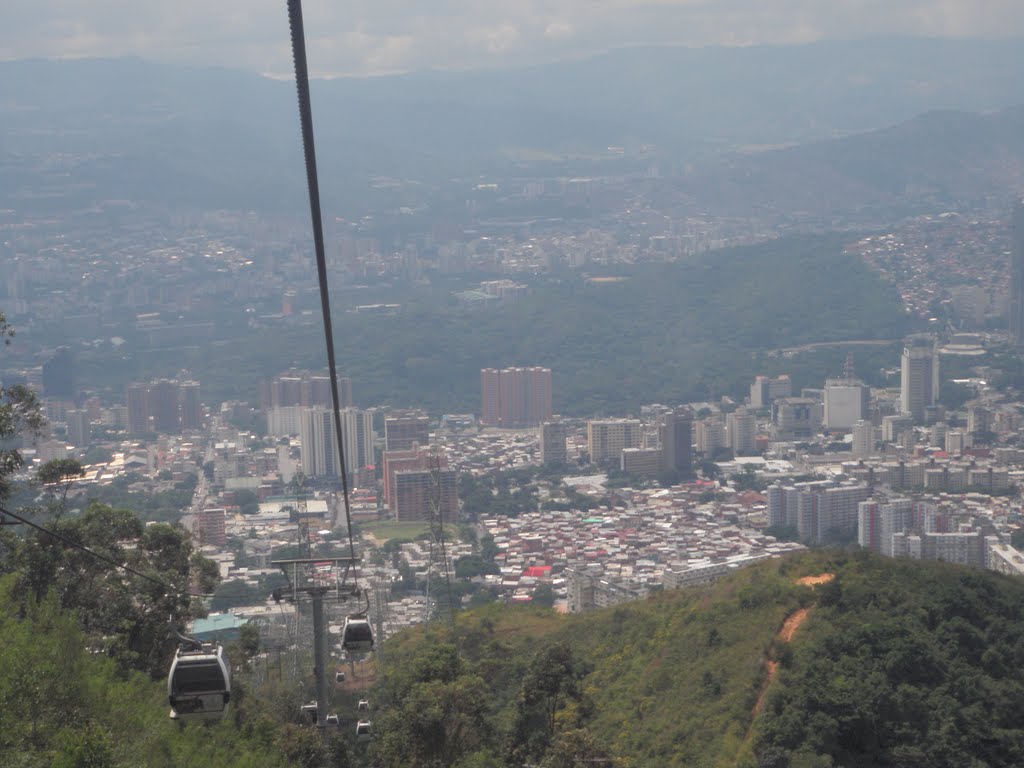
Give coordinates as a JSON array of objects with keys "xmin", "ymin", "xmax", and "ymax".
[
  {"xmin": 679, "ymin": 105, "xmax": 1024, "ymax": 221},
  {"xmin": 1, "ymin": 38, "xmax": 1024, "ymax": 216}
]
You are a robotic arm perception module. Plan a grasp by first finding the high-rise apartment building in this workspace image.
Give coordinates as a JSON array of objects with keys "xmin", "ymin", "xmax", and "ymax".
[
  {"xmin": 393, "ymin": 468, "xmax": 458, "ymax": 522},
  {"xmin": 587, "ymin": 419, "xmax": 642, "ymax": 464},
  {"xmin": 180, "ymin": 381, "xmax": 202, "ymax": 431},
  {"xmin": 858, "ymin": 498, "xmax": 913, "ymax": 556},
  {"xmin": 381, "ymin": 445, "xmax": 458, "ymax": 522},
  {"xmin": 262, "ymin": 371, "xmax": 351, "ymax": 410},
  {"xmin": 768, "ymin": 480, "xmax": 870, "ymax": 543},
  {"xmin": 726, "ymin": 409, "xmax": 757, "ymax": 455},
  {"xmin": 659, "ymin": 411, "xmax": 693, "ymax": 477},
  {"xmin": 126, "ymin": 382, "xmax": 149, "ymax": 435},
  {"xmin": 1009, "ymin": 199, "xmax": 1024, "ymax": 347},
  {"xmin": 696, "ymin": 418, "xmax": 727, "ymax": 456},
  {"xmin": 299, "ymin": 407, "xmax": 374, "ymax": 479},
  {"xmin": 540, "ymin": 421, "xmax": 569, "ymax": 466},
  {"xmin": 148, "ymin": 380, "xmax": 181, "ymax": 434},
  {"xmin": 480, "ymin": 367, "xmax": 552, "ymax": 427},
  {"xmin": 851, "ymin": 420, "xmax": 876, "ymax": 458},
  {"xmin": 65, "ymin": 409, "xmax": 91, "ymax": 447},
  {"xmin": 385, "ymin": 412, "xmax": 430, "ymax": 451},
  {"xmin": 480, "ymin": 369, "xmax": 501, "ymax": 426},
  {"xmin": 900, "ymin": 336, "xmax": 939, "ymax": 423}
]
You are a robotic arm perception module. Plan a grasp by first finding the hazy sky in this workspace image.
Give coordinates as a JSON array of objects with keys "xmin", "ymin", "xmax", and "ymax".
[{"xmin": 2, "ymin": 0, "xmax": 1023, "ymax": 76}]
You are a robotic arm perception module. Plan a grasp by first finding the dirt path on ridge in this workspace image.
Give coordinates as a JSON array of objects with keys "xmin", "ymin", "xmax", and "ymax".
[{"xmin": 749, "ymin": 574, "xmax": 834, "ymax": 719}]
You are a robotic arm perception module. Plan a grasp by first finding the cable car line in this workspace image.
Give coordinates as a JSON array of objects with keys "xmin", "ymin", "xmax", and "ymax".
[{"xmin": 286, "ymin": 0, "xmax": 358, "ymax": 570}]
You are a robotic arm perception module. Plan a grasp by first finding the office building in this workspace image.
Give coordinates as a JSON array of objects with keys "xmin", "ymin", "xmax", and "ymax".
[
  {"xmin": 540, "ymin": 421, "xmax": 569, "ymax": 466},
  {"xmin": 823, "ymin": 378, "xmax": 869, "ymax": 431},
  {"xmin": 587, "ymin": 419, "xmax": 642, "ymax": 464},
  {"xmin": 900, "ymin": 337, "xmax": 939, "ymax": 423},
  {"xmin": 750, "ymin": 375, "xmax": 791, "ymax": 408},
  {"xmin": 659, "ymin": 410, "xmax": 693, "ymax": 477},
  {"xmin": 42, "ymin": 347, "xmax": 73, "ymax": 399},
  {"xmin": 772, "ymin": 398, "xmax": 822, "ymax": 441},
  {"xmin": 480, "ymin": 367, "xmax": 552, "ymax": 427},
  {"xmin": 385, "ymin": 412, "xmax": 430, "ymax": 451},
  {"xmin": 1009, "ymin": 199, "xmax": 1024, "ymax": 347},
  {"xmin": 621, "ymin": 447, "xmax": 663, "ymax": 476}
]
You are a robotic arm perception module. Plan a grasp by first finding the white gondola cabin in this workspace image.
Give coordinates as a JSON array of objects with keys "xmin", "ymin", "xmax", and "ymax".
[
  {"xmin": 356, "ymin": 719, "xmax": 373, "ymax": 741},
  {"xmin": 357, "ymin": 699, "xmax": 370, "ymax": 711},
  {"xmin": 341, "ymin": 615, "xmax": 374, "ymax": 652},
  {"xmin": 167, "ymin": 644, "xmax": 231, "ymax": 722}
]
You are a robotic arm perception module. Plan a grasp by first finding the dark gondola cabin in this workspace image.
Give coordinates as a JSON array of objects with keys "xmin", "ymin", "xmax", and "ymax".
[
  {"xmin": 341, "ymin": 615, "xmax": 374, "ymax": 652},
  {"xmin": 167, "ymin": 644, "xmax": 232, "ymax": 722},
  {"xmin": 356, "ymin": 720, "xmax": 373, "ymax": 741}
]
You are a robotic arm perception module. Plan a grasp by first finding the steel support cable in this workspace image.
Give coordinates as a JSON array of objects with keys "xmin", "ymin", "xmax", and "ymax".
[
  {"xmin": 0, "ymin": 504, "xmax": 272, "ymax": 605},
  {"xmin": 0, "ymin": 502, "xmax": 207, "ymax": 598},
  {"xmin": 286, "ymin": 0, "xmax": 359, "ymax": 572}
]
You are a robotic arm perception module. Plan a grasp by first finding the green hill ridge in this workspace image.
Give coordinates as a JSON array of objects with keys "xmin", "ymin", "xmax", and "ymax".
[{"xmin": 368, "ymin": 550, "xmax": 1024, "ymax": 767}]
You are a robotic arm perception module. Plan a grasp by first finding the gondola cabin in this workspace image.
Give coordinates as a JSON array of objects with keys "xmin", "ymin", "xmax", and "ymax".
[
  {"xmin": 167, "ymin": 644, "xmax": 231, "ymax": 722},
  {"xmin": 356, "ymin": 720, "xmax": 373, "ymax": 742},
  {"xmin": 357, "ymin": 699, "xmax": 370, "ymax": 711},
  {"xmin": 341, "ymin": 615, "xmax": 374, "ymax": 652}
]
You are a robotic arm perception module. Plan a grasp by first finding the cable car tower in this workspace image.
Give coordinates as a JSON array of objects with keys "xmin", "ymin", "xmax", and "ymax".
[
  {"xmin": 272, "ymin": 556, "xmax": 363, "ymax": 728},
  {"xmin": 424, "ymin": 445, "xmax": 457, "ymax": 631}
]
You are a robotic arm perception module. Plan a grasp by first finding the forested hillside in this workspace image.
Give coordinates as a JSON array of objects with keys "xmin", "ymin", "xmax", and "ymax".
[
  {"xmin": 368, "ymin": 550, "xmax": 1024, "ymax": 767},
  {"xmin": 75, "ymin": 233, "xmax": 911, "ymax": 415}
]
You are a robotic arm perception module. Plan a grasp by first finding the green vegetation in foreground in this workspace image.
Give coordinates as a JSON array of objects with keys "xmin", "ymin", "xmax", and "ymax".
[
  {"xmin": 0, "ymin": 574, "xmax": 351, "ymax": 768},
  {"xmin": 71, "ymin": 233, "xmax": 912, "ymax": 414},
  {"xmin": 367, "ymin": 550, "xmax": 1024, "ymax": 768}
]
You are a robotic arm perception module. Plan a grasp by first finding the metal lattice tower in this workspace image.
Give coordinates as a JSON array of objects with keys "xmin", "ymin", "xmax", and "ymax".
[{"xmin": 424, "ymin": 445, "xmax": 457, "ymax": 631}]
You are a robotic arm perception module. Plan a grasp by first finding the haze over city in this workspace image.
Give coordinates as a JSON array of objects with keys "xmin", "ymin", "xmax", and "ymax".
[{"xmin": 3, "ymin": 2, "xmax": 1024, "ymax": 766}]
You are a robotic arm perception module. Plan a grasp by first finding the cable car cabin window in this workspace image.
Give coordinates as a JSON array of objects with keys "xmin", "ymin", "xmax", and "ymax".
[
  {"xmin": 172, "ymin": 662, "xmax": 227, "ymax": 694},
  {"xmin": 343, "ymin": 619, "xmax": 373, "ymax": 650},
  {"xmin": 348, "ymin": 623, "xmax": 372, "ymax": 642}
]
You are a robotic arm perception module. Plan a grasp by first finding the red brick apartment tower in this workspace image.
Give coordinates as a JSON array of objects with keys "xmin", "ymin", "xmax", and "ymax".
[{"xmin": 481, "ymin": 368, "xmax": 500, "ymax": 426}]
